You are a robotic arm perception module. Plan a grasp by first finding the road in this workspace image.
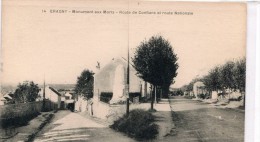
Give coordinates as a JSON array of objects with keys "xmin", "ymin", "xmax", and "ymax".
[
  {"xmin": 34, "ymin": 98, "xmax": 244, "ymax": 142},
  {"xmin": 165, "ymin": 96, "xmax": 244, "ymax": 142},
  {"xmin": 34, "ymin": 110, "xmax": 135, "ymax": 142}
]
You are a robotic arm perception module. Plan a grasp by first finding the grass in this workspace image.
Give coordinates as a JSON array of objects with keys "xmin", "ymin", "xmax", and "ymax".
[
  {"xmin": 110, "ymin": 109, "xmax": 159, "ymax": 140},
  {"xmin": 0, "ymin": 112, "xmax": 41, "ymax": 129},
  {"xmin": 26, "ymin": 113, "xmax": 54, "ymax": 142}
]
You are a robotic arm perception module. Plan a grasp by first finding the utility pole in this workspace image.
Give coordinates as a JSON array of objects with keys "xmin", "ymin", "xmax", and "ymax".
[
  {"xmin": 126, "ymin": 35, "xmax": 130, "ymax": 116},
  {"xmin": 42, "ymin": 76, "xmax": 46, "ymax": 111},
  {"xmin": 126, "ymin": 1, "xmax": 130, "ymax": 116}
]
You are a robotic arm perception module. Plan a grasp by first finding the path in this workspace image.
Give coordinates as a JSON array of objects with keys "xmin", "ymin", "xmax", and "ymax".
[{"xmin": 34, "ymin": 110, "xmax": 134, "ymax": 142}]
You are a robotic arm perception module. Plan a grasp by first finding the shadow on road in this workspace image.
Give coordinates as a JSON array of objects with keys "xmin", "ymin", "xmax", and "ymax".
[{"xmin": 34, "ymin": 110, "xmax": 135, "ymax": 142}]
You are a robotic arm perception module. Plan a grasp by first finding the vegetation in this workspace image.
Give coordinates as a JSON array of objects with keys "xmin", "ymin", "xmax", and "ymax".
[
  {"xmin": 184, "ymin": 94, "xmax": 195, "ymax": 99},
  {"xmin": 197, "ymin": 93, "xmax": 210, "ymax": 99},
  {"xmin": 0, "ymin": 111, "xmax": 40, "ymax": 128},
  {"xmin": 202, "ymin": 58, "xmax": 246, "ymax": 92},
  {"xmin": 132, "ymin": 35, "xmax": 178, "ymax": 109},
  {"xmin": 183, "ymin": 58, "xmax": 246, "ymax": 98},
  {"xmin": 170, "ymin": 89, "xmax": 184, "ymax": 96},
  {"xmin": 75, "ymin": 69, "xmax": 94, "ymax": 99},
  {"xmin": 181, "ymin": 78, "xmax": 202, "ymax": 92},
  {"xmin": 110, "ymin": 109, "xmax": 158, "ymax": 140},
  {"xmin": 13, "ymin": 81, "xmax": 40, "ymax": 103}
]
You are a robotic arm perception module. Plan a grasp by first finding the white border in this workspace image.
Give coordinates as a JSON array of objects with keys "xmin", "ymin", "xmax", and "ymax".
[
  {"xmin": 0, "ymin": 0, "xmax": 259, "ymax": 141},
  {"xmin": 246, "ymin": 2, "xmax": 260, "ymax": 142},
  {"xmin": 254, "ymin": 2, "xmax": 260, "ymax": 142}
]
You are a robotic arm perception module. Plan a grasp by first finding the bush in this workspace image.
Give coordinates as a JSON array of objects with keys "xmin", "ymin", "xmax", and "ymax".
[
  {"xmin": 198, "ymin": 93, "xmax": 210, "ymax": 99},
  {"xmin": 0, "ymin": 112, "xmax": 40, "ymax": 128},
  {"xmin": 110, "ymin": 109, "xmax": 159, "ymax": 140},
  {"xmin": 184, "ymin": 94, "xmax": 195, "ymax": 99}
]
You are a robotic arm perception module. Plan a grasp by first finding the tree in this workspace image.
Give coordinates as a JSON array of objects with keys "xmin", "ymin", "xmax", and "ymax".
[
  {"xmin": 13, "ymin": 81, "xmax": 40, "ymax": 103},
  {"xmin": 233, "ymin": 58, "xmax": 246, "ymax": 92},
  {"xmin": 202, "ymin": 66, "xmax": 221, "ymax": 92},
  {"xmin": 219, "ymin": 61, "xmax": 236, "ymax": 90},
  {"xmin": 132, "ymin": 35, "xmax": 178, "ymax": 109},
  {"xmin": 75, "ymin": 69, "xmax": 94, "ymax": 99}
]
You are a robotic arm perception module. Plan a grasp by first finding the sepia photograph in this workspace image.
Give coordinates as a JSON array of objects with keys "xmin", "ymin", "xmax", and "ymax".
[{"xmin": 0, "ymin": 0, "xmax": 248, "ymax": 141}]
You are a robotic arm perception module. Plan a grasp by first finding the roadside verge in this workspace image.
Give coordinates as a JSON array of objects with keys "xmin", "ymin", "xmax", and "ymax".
[{"xmin": 3, "ymin": 111, "xmax": 55, "ymax": 142}]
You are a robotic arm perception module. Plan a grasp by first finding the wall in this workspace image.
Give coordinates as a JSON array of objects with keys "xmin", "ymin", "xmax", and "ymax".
[
  {"xmin": 92, "ymin": 100, "xmax": 110, "ymax": 120},
  {"xmin": 92, "ymin": 98, "xmax": 126, "ymax": 124},
  {"xmin": 39, "ymin": 86, "xmax": 61, "ymax": 109}
]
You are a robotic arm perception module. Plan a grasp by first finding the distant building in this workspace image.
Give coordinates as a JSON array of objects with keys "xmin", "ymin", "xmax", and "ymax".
[
  {"xmin": 0, "ymin": 92, "xmax": 15, "ymax": 105},
  {"xmin": 39, "ymin": 86, "xmax": 61, "ymax": 109},
  {"xmin": 0, "ymin": 92, "xmax": 6, "ymax": 105},
  {"xmin": 193, "ymin": 81, "xmax": 206, "ymax": 98}
]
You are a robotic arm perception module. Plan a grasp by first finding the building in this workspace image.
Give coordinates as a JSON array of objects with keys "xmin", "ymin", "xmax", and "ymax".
[
  {"xmin": 94, "ymin": 58, "xmax": 151, "ymax": 103},
  {"xmin": 92, "ymin": 58, "xmax": 152, "ymax": 119},
  {"xmin": 0, "ymin": 92, "xmax": 15, "ymax": 105},
  {"xmin": 39, "ymin": 86, "xmax": 61, "ymax": 110},
  {"xmin": 193, "ymin": 81, "xmax": 206, "ymax": 99}
]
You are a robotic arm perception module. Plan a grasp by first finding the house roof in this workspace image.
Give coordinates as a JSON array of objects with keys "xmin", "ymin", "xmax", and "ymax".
[
  {"xmin": 3, "ymin": 94, "xmax": 12, "ymax": 100},
  {"xmin": 0, "ymin": 96, "xmax": 6, "ymax": 101},
  {"xmin": 48, "ymin": 87, "xmax": 62, "ymax": 96}
]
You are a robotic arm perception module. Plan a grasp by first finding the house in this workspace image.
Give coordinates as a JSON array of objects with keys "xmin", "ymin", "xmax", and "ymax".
[
  {"xmin": 193, "ymin": 81, "xmax": 206, "ymax": 99},
  {"xmin": 74, "ymin": 95, "xmax": 88, "ymax": 112},
  {"xmin": 0, "ymin": 94, "xmax": 6, "ymax": 105},
  {"xmin": 39, "ymin": 86, "xmax": 61, "ymax": 110},
  {"xmin": 92, "ymin": 58, "xmax": 152, "ymax": 119},
  {"xmin": 0, "ymin": 92, "xmax": 15, "ymax": 105},
  {"xmin": 64, "ymin": 91, "xmax": 75, "ymax": 111}
]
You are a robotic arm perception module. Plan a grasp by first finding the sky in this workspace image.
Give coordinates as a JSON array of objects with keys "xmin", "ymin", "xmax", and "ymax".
[{"xmin": 1, "ymin": 0, "xmax": 246, "ymax": 88}]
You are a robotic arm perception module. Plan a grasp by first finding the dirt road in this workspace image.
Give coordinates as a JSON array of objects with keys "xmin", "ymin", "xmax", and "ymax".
[
  {"xmin": 165, "ymin": 96, "xmax": 244, "ymax": 142},
  {"xmin": 34, "ymin": 110, "xmax": 134, "ymax": 142}
]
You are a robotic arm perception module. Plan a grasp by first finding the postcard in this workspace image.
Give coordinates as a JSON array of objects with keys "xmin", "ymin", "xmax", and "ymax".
[{"xmin": 0, "ymin": 0, "xmax": 248, "ymax": 141}]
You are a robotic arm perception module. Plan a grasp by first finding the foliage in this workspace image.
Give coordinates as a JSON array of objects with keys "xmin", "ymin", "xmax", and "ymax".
[
  {"xmin": 197, "ymin": 93, "xmax": 209, "ymax": 99},
  {"xmin": 220, "ymin": 61, "xmax": 236, "ymax": 89},
  {"xmin": 183, "ymin": 58, "xmax": 246, "ymax": 94},
  {"xmin": 233, "ymin": 58, "xmax": 246, "ymax": 92},
  {"xmin": 75, "ymin": 69, "xmax": 94, "ymax": 99},
  {"xmin": 110, "ymin": 109, "xmax": 158, "ymax": 140},
  {"xmin": 13, "ymin": 81, "xmax": 40, "ymax": 103},
  {"xmin": 171, "ymin": 89, "xmax": 184, "ymax": 96},
  {"xmin": 184, "ymin": 94, "xmax": 195, "ymax": 99},
  {"xmin": 202, "ymin": 66, "xmax": 221, "ymax": 91},
  {"xmin": 132, "ymin": 35, "xmax": 178, "ymax": 107},
  {"xmin": 182, "ymin": 78, "xmax": 202, "ymax": 92},
  {"xmin": 176, "ymin": 90, "xmax": 184, "ymax": 96},
  {"xmin": 1, "ymin": 111, "xmax": 40, "ymax": 128},
  {"xmin": 132, "ymin": 35, "xmax": 178, "ymax": 87}
]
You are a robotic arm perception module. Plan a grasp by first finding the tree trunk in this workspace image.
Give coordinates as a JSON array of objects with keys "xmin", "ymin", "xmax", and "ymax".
[
  {"xmin": 162, "ymin": 85, "xmax": 169, "ymax": 98},
  {"xmin": 151, "ymin": 85, "xmax": 154, "ymax": 110},
  {"xmin": 155, "ymin": 86, "xmax": 157, "ymax": 104},
  {"xmin": 243, "ymin": 91, "xmax": 245, "ymax": 107}
]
